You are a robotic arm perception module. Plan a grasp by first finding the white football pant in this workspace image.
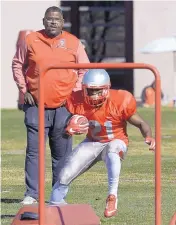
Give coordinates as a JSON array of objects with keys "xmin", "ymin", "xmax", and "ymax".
[{"xmin": 50, "ymin": 138, "xmax": 127, "ymax": 204}]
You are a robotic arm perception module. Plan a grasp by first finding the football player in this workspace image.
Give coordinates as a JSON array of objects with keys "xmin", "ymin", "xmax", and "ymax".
[{"xmin": 50, "ymin": 69, "xmax": 155, "ymax": 218}]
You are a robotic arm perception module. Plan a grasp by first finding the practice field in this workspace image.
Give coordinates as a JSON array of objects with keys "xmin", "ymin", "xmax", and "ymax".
[{"xmin": 1, "ymin": 108, "xmax": 176, "ymax": 225}]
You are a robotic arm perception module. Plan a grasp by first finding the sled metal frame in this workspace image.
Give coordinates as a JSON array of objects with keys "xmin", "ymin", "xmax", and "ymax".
[{"xmin": 38, "ymin": 62, "xmax": 161, "ymax": 225}]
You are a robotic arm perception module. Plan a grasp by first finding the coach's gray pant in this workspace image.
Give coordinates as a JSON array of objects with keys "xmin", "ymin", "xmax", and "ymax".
[{"xmin": 23, "ymin": 103, "xmax": 72, "ymax": 200}]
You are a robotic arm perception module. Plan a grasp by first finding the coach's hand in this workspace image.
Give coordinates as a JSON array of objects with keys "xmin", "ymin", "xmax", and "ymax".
[
  {"xmin": 145, "ymin": 137, "xmax": 155, "ymax": 151},
  {"xmin": 24, "ymin": 91, "xmax": 35, "ymax": 105}
]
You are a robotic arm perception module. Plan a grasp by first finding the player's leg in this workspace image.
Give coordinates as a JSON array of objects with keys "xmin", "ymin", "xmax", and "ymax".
[
  {"xmin": 48, "ymin": 106, "xmax": 73, "ymax": 187},
  {"xmin": 102, "ymin": 139, "xmax": 127, "ymax": 217},
  {"xmin": 50, "ymin": 140, "xmax": 104, "ymax": 204}
]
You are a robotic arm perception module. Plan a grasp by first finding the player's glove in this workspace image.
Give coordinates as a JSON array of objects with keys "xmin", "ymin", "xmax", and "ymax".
[
  {"xmin": 65, "ymin": 114, "xmax": 89, "ymax": 136},
  {"xmin": 145, "ymin": 137, "xmax": 155, "ymax": 151}
]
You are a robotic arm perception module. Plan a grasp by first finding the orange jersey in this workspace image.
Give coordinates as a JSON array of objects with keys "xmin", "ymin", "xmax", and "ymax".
[
  {"xmin": 66, "ymin": 89, "xmax": 137, "ymax": 145},
  {"xmin": 12, "ymin": 30, "xmax": 89, "ymax": 108},
  {"xmin": 16, "ymin": 30, "xmax": 34, "ymax": 48}
]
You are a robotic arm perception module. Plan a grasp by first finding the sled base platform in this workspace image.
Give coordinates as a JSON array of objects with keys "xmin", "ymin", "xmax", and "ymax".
[
  {"xmin": 169, "ymin": 212, "xmax": 176, "ymax": 225},
  {"xmin": 11, "ymin": 204, "xmax": 101, "ymax": 225}
]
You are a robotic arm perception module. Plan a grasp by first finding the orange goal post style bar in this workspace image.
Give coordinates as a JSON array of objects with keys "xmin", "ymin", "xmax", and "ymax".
[{"xmin": 38, "ymin": 62, "xmax": 161, "ymax": 225}]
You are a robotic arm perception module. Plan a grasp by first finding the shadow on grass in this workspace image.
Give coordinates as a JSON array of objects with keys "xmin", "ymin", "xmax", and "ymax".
[
  {"xmin": 1, "ymin": 198, "xmax": 21, "ymax": 203},
  {"xmin": 1, "ymin": 198, "xmax": 49, "ymax": 204},
  {"xmin": 1, "ymin": 215, "xmax": 15, "ymax": 219}
]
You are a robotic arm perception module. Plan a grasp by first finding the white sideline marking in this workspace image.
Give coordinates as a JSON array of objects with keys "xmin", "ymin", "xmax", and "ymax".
[{"xmin": 1, "ymin": 150, "xmax": 25, "ymax": 155}]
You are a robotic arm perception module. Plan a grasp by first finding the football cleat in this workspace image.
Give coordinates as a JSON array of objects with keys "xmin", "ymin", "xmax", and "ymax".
[{"xmin": 104, "ymin": 194, "xmax": 117, "ymax": 218}]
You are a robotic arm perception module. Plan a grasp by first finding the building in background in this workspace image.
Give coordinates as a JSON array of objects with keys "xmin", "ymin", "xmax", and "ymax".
[
  {"xmin": 61, "ymin": 1, "xmax": 133, "ymax": 93},
  {"xmin": 1, "ymin": 1, "xmax": 60, "ymax": 109},
  {"xmin": 134, "ymin": 1, "xmax": 176, "ymax": 103},
  {"xmin": 1, "ymin": 1, "xmax": 176, "ymax": 108}
]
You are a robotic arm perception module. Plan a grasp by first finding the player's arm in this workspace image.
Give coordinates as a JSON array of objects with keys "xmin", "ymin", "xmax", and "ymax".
[
  {"xmin": 65, "ymin": 93, "xmax": 89, "ymax": 136},
  {"xmin": 128, "ymin": 113, "xmax": 152, "ymax": 137},
  {"xmin": 128, "ymin": 113, "xmax": 155, "ymax": 151}
]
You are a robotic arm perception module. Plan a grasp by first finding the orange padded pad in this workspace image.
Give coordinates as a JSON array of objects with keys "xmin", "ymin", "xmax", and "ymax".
[
  {"xmin": 11, "ymin": 204, "xmax": 101, "ymax": 225},
  {"xmin": 169, "ymin": 212, "xmax": 176, "ymax": 225}
]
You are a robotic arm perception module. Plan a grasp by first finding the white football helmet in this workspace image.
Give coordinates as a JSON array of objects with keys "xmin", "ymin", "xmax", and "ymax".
[{"xmin": 82, "ymin": 69, "xmax": 111, "ymax": 106}]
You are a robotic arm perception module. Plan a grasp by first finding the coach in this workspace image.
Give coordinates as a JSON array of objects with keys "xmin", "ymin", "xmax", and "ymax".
[{"xmin": 12, "ymin": 6, "xmax": 89, "ymax": 204}]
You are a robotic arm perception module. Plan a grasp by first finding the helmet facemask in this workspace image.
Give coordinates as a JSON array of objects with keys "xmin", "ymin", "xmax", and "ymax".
[
  {"xmin": 82, "ymin": 69, "xmax": 111, "ymax": 107},
  {"xmin": 83, "ymin": 85, "xmax": 110, "ymax": 107}
]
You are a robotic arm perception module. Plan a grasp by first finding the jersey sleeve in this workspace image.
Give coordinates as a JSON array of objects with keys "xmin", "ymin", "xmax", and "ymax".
[
  {"xmin": 66, "ymin": 95, "xmax": 76, "ymax": 114},
  {"xmin": 122, "ymin": 92, "xmax": 137, "ymax": 120},
  {"xmin": 12, "ymin": 37, "xmax": 28, "ymax": 94},
  {"xmin": 65, "ymin": 91, "xmax": 83, "ymax": 114}
]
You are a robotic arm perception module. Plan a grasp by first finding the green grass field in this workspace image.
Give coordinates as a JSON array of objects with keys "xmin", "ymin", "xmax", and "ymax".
[{"xmin": 1, "ymin": 108, "xmax": 176, "ymax": 225}]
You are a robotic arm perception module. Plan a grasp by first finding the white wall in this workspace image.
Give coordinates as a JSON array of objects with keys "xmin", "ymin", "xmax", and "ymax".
[
  {"xmin": 1, "ymin": 0, "xmax": 60, "ymax": 108},
  {"xmin": 133, "ymin": 1, "xmax": 176, "ymax": 102},
  {"xmin": 2, "ymin": 1, "xmax": 176, "ymax": 108}
]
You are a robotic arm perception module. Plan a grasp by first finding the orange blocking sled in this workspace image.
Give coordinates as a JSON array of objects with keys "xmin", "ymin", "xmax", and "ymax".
[
  {"xmin": 169, "ymin": 212, "xmax": 176, "ymax": 225},
  {"xmin": 11, "ymin": 204, "xmax": 101, "ymax": 225}
]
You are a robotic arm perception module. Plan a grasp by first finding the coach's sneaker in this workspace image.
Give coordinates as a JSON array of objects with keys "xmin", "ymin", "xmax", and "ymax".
[
  {"xmin": 21, "ymin": 196, "xmax": 38, "ymax": 205},
  {"xmin": 104, "ymin": 194, "xmax": 117, "ymax": 218}
]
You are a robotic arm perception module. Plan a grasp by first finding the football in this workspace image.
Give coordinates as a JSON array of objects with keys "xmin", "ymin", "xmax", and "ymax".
[
  {"xmin": 66, "ymin": 114, "xmax": 89, "ymax": 135},
  {"xmin": 71, "ymin": 114, "xmax": 89, "ymax": 125}
]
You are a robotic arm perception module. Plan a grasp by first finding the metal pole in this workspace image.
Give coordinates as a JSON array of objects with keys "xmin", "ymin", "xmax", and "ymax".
[
  {"xmin": 39, "ymin": 71, "xmax": 45, "ymax": 225},
  {"xmin": 153, "ymin": 71, "xmax": 161, "ymax": 225},
  {"xmin": 38, "ymin": 62, "xmax": 161, "ymax": 225}
]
